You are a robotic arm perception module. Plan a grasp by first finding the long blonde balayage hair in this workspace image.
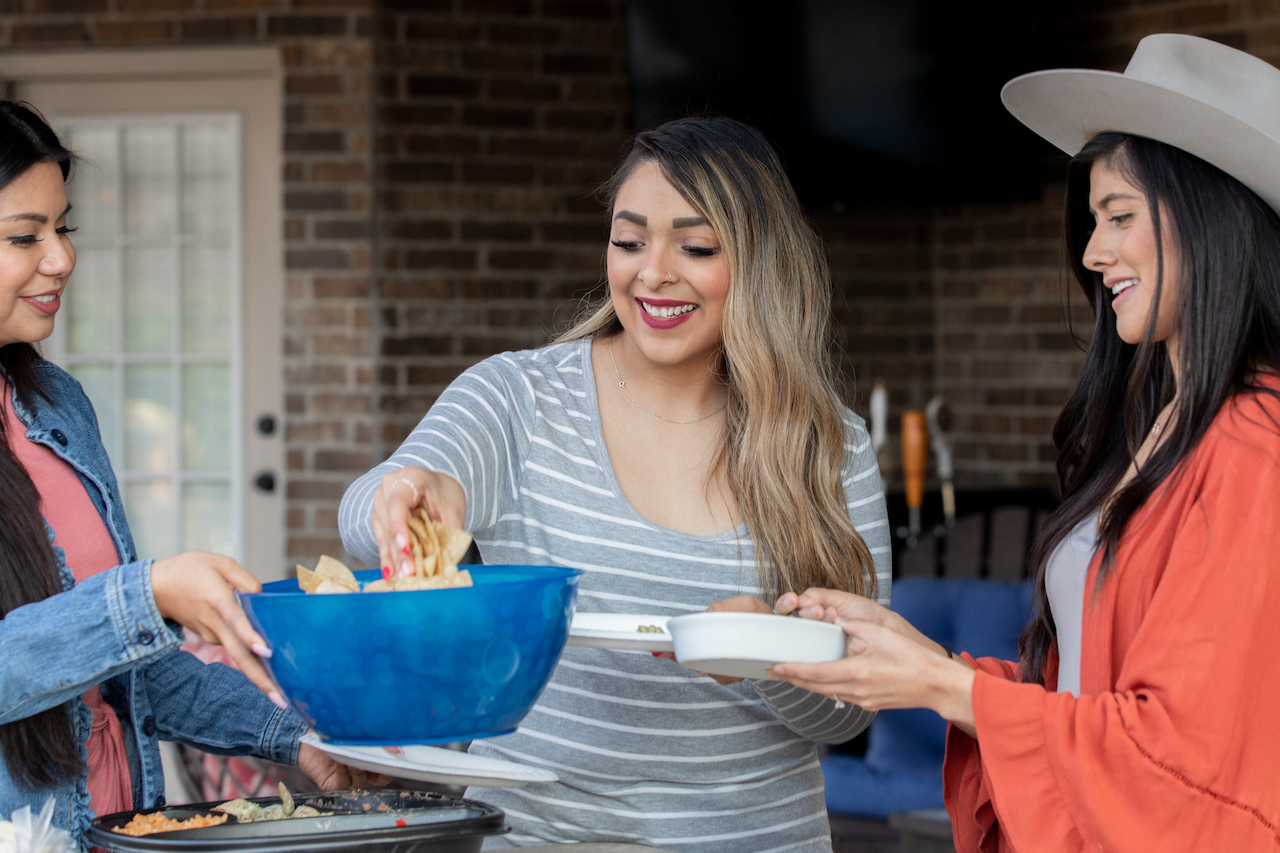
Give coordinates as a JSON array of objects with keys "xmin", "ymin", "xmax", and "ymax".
[{"xmin": 556, "ymin": 117, "xmax": 875, "ymax": 602}]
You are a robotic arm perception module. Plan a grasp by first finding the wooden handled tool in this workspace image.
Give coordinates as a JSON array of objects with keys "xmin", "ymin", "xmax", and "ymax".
[{"xmin": 901, "ymin": 410, "xmax": 927, "ymax": 548}]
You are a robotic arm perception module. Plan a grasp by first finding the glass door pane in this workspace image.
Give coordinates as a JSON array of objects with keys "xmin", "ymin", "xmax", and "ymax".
[{"xmin": 56, "ymin": 114, "xmax": 242, "ymax": 562}]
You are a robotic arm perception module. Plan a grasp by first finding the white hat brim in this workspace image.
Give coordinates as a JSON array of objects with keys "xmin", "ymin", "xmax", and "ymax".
[{"xmin": 1002, "ymin": 68, "xmax": 1280, "ymax": 213}]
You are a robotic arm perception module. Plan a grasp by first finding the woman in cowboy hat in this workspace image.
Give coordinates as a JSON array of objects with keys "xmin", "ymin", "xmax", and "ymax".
[{"xmin": 767, "ymin": 33, "xmax": 1280, "ymax": 852}]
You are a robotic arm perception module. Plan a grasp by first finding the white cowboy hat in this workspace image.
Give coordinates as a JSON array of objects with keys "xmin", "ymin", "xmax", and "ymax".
[{"xmin": 1002, "ymin": 33, "xmax": 1280, "ymax": 214}]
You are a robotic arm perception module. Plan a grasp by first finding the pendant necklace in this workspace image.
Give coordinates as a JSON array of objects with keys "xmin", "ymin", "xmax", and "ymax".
[{"xmin": 608, "ymin": 338, "xmax": 725, "ymax": 425}]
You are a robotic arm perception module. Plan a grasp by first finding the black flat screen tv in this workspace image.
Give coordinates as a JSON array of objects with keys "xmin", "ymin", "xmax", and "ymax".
[{"xmin": 626, "ymin": 0, "xmax": 1063, "ymax": 209}]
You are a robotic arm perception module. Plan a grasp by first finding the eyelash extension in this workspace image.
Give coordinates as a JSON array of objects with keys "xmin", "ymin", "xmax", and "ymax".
[
  {"xmin": 611, "ymin": 240, "xmax": 641, "ymax": 250},
  {"xmin": 685, "ymin": 246, "xmax": 720, "ymax": 257},
  {"xmin": 7, "ymin": 226, "xmax": 77, "ymax": 246}
]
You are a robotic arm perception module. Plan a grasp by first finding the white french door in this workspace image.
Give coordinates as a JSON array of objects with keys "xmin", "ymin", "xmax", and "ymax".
[
  {"xmin": 51, "ymin": 114, "xmax": 244, "ymax": 561},
  {"xmin": 5, "ymin": 47, "xmax": 287, "ymax": 578}
]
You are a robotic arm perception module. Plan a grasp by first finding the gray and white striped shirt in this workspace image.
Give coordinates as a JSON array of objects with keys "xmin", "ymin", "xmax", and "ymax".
[{"xmin": 339, "ymin": 338, "xmax": 892, "ymax": 852}]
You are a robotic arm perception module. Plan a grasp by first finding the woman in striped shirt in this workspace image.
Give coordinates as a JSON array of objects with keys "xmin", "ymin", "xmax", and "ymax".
[{"xmin": 339, "ymin": 117, "xmax": 891, "ymax": 851}]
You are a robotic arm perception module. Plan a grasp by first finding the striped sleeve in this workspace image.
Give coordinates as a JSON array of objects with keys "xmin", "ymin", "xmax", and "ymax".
[
  {"xmin": 752, "ymin": 413, "xmax": 892, "ymax": 744},
  {"xmin": 339, "ymin": 355, "xmax": 534, "ymax": 569}
]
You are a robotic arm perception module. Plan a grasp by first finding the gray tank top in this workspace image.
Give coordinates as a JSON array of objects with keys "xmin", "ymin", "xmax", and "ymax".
[{"xmin": 1044, "ymin": 513, "xmax": 1099, "ymax": 696}]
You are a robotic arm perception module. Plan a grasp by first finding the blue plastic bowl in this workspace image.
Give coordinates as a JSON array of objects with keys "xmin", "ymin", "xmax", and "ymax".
[{"xmin": 238, "ymin": 565, "xmax": 581, "ymax": 745}]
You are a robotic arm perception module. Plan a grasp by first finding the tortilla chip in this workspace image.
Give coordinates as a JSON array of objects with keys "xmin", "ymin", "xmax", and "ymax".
[
  {"xmin": 295, "ymin": 564, "xmax": 321, "ymax": 594},
  {"xmin": 391, "ymin": 575, "xmax": 438, "ymax": 591},
  {"xmin": 313, "ymin": 579, "xmax": 355, "ymax": 594},
  {"xmin": 436, "ymin": 524, "xmax": 473, "ymax": 566},
  {"xmin": 362, "ymin": 579, "xmax": 394, "ymax": 593},
  {"xmin": 315, "ymin": 555, "xmax": 359, "ymax": 591}
]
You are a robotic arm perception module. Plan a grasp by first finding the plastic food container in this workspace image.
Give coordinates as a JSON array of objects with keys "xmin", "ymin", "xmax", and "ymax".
[
  {"xmin": 239, "ymin": 565, "xmax": 581, "ymax": 745},
  {"xmin": 666, "ymin": 612, "xmax": 849, "ymax": 680},
  {"xmin": 88, "ymin": 790, "xmax": 508, "ymax": 853}
]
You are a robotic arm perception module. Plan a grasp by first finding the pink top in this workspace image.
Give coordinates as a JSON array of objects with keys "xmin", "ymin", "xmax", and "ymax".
[{"xmin": 3, "ymin": 386, "xmax": 133, "ymax": 818}]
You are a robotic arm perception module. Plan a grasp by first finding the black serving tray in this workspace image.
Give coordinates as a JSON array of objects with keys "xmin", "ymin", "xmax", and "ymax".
[{"xmin": 88, "ymin": 789, "xmax": 509, "ymax": 853}]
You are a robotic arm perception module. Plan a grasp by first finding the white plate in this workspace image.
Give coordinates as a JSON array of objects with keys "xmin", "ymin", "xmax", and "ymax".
[
  {"xmin": 666, "ymin": 612, "xmax": 848, "ymax": 680},
  {"xmin": 566, "ymin": 613, "xmax": 674, "ymax": 652},
  {"xmin": 302, "ymin": 732, "xmax": 557, "ymax": 788}
]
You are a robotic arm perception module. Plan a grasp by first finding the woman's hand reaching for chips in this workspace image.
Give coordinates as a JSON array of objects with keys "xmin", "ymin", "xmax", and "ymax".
[
  {"xmin": 150, "ymin": 552, "xmax": 283, "ymax": 705},
  {"xmin": 372, "ymin": 467, "xmax": 466, "ymax": 580}
]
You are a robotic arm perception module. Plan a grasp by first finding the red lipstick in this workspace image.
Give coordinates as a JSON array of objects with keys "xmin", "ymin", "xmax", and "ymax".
[
  {"xmin": 21, "ymin": 293, "xmax": 60, "ymax": 316},
  {"xmin": 636, "ymin": 297, "xmax": 697, "ymax": 330}
]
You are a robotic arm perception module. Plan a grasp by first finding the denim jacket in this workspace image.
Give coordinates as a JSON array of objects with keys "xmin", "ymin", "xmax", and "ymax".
[{"xmin": 0, "ymin": 360, "xmax": 306, "ymax": 849}]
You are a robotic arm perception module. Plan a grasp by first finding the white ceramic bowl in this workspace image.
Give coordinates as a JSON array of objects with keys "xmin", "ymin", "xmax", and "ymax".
[{"xmin": 666, "ymin": 612, "xmax": 849, "ymax": 680}]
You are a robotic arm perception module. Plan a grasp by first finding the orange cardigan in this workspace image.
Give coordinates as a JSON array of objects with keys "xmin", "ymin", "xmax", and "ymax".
[{"xmin": 944, "ymin": 384, "xmax": 1280, "ymax": 852}]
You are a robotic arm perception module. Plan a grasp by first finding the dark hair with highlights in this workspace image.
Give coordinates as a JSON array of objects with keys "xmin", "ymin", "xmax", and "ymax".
[
  {"xmin": 555, "ymin": 116, "xmax": 876, "ymax": 602},
  {"xmin": 0, "ymin": 100, "xmax": 83, "ymax": 788},
  {"xmin": 1020, "ymin": 132, "xmax": 1280, "ymax": 686}
]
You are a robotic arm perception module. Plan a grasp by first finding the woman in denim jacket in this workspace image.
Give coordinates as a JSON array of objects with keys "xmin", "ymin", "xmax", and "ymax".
[{"xmin": 0, "ymin": 104, "xmax": 374, "ymax": 848}]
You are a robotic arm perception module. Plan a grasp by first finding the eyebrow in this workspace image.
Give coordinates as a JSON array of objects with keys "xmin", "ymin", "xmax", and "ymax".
[
  {"xmin": 672, "ymin": 216, "xmax": 708, "ymax": 228},
  {"xmin": 1094, "ymin": 192, "xmax": 1141, "ymax": 208},
  {"xmin": 614, "ymin": 210, "xmax": 646, "ymax": 226},
  {"xmin": 1, "ymin": 204, "xmax": 72, "ymax": 224}
]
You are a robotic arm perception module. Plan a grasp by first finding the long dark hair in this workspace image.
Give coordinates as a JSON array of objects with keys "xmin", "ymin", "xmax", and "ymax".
[
  {"xmin": 0, "ymin": 101, "xmax": 83, "ymax": 788},
  {"xmin": 1021, "ymin": 132, "xmax": 1280, "ymax": 686}
]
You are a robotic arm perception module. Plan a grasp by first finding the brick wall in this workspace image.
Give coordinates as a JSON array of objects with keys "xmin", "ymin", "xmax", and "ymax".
[
  {"xmin": 374, "ymin": 0, "xmax": 629, "ymax": 453},
  {"xmin": 922, "ymin": 0, "xmax": 1279, "ymax": 490},
  {"xmin": 817, "ymin": 209, "xmax": 935, "ymax": 415},
  {"xmin": 0, "ymin": 0, "xmax": 377, "ymax": 567},
  {"xmin": 5, "ymin": 0, "xmax": 1275, "ymax": 558}
]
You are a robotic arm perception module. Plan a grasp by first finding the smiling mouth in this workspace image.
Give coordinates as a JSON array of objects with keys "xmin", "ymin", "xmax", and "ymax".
[
  {"xmin": 28, "ymin": 294, "xmax": 57, "ymax": 304},
  {"xmin": 1110, "ymin": 278, "xmax": 1138, "ymax": 297},
  {"xmin": 639, "ymin": 301, "xmax": 696, "ymax": 319}
]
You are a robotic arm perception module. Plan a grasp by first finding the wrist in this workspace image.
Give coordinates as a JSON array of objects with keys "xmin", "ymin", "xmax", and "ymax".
[
  {"xmin": 927, "ymin": 655, "xmax": 976, "ymax": 727},
  {"xmin": 149, "ymin": 558, "xmax": 172, "ymax": 619}
]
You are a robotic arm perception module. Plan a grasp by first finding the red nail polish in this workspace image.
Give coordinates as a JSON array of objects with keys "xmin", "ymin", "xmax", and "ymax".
[
  {"xmin": 652, "ymin": 652, "xmax": 662, "ymax": 657},
  {"xmin": 395, "ymin": 819, "xmax": 407, "ymax": 828},
  {"xmin": 381, "ymin": 566, "xmax": 392, "ymax": 581},
  {"xmin": 401, "ymin": 545, "xmax": 411, "ymax": 555}
]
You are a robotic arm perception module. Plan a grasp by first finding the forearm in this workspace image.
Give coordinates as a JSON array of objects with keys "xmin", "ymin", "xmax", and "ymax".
[
  {"xmin": 930, "ymin": 656, "xmax": 977, "ymax": 738},
  {"xmin": 753, "ymin": 679, "xmax": 875, "ymax": 744},
  {"xmin": 142, "ymin": 651, "xmax": 306, "ymax": 764},
  {"xmin": 0, "ymin": 562, "xmax": 183, "ymax": 724}
]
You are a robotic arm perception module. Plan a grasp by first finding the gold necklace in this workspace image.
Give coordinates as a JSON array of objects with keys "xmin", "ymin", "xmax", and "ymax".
[{"xmin": 608, "ymin": 338, "xmax": 725, "ymax": 425}]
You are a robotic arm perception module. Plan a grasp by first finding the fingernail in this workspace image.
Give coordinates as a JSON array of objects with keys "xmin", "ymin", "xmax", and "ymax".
[
  {"xmin": 268, "ymin": 691, "xmax": 288, "ymax": 710},
  {"xmin": 396, "ymin": 534, "xmax": 410, "ymax": 555},
  {"xmin": 251, "ymin": 642, "xmax": 272, "ymax": 658},
  {"xmin": 652, "ymin": 652, "xmax": 662, "ymax": 657},
  {"xmin": 381, "ymin": 566, "xmax": 392, "ymax": 581},
  {"xmin": 400, "ymin": 560, "xmax": 414, "ymax": 577},
  {"xmin": 771, "ymin": 666, "xmax": 786, "ymax": 677}
]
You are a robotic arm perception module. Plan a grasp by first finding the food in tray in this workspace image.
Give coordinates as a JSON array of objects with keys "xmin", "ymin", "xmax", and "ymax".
[
  {"xmin": 217, "ymin": 783, "xmax": 330, "ymax": 823},
  {"xmin": 636, "ymin": 624, "xmax": 666, "ymax": 633},
  {"xmin": 110, "ymin": 812, "xmax": 228, "ymax": 836},
  {"xmin": 295, "ymin": 514, "xmax": 474, "ymax": 594}
]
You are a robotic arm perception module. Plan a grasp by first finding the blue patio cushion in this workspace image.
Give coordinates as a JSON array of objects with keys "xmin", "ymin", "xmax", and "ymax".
[{"xmin": 823, "ymin": 577, "xmax": 1034, "ymax": 818}]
